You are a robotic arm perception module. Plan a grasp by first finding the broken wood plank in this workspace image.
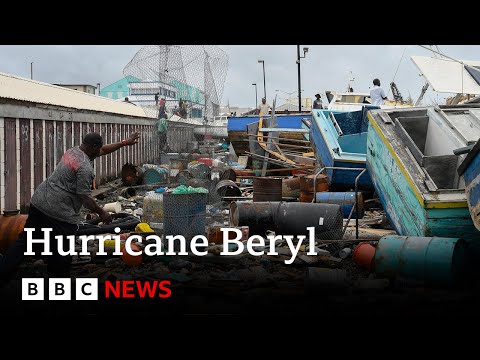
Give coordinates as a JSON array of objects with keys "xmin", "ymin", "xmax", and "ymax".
[{"xmin": 245, "ymin": 133, "xmax": 311, "ymax": 144}]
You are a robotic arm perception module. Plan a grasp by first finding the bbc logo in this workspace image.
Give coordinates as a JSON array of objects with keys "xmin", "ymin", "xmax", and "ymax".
[{"xmin": 22, "ymin": 278, "xmax": 98, "ymax": 300}]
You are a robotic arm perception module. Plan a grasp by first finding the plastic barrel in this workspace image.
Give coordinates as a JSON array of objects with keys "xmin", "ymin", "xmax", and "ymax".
[
  {"xmin": 188, "ymin": 162, "xmax": 211, "ymax": 179},
  {"xmin": 374, "ymin": 235, "xmax": 469, "ymax": 286},
  {"xmin": 163, "ymin": 192, "xmax": 207, "ymax": 241},
  {"xmin": 142, "ymin": 166, "xmax": 168, "ymax": 184},
  {"xmin": 315, "ymin": 191, "xmax": 364, "ymax": 218}
]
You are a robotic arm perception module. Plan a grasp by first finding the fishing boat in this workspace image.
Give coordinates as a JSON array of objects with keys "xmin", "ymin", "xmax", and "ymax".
[
  {"xmin": 326, "ymin": 91, "xmax": 412, "ymax": 111},
  {"xmin": 366, "ymin": 105, "xmax": 480, "ymax": 250},
  {"xmin": 193, "ymin": 115, "xmax": 229, "ymax": 138},
  {"xmin": 310, "ymin": 106, "xmax": 378, "ymax": 191},
  {"xmin": 227, "ymin": 113, "xmax": 311, "ymax": 156},
  {"xmin": 456, "ymin": 109, "xmax": 480, "ymax": 232}
]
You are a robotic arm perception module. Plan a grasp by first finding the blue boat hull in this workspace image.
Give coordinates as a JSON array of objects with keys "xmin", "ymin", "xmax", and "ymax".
[
  {"xmin": 227, "ymin": 114, "xmax": 310, "ymax": 156},
  {"xmin": 458, "ymin": 140, "xmax": 480, "ymax": 231},
  {"xmin": 311, "ymin": 109, "xmax": 374, "ymax": 191}
]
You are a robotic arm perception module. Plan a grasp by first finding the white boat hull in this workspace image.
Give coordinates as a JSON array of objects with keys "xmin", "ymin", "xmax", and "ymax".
[{"xmin": 194, "ymin": 126, "xmax": 228, "ymax": 137}]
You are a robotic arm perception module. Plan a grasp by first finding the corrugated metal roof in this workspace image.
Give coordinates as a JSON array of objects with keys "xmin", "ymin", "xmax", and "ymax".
[{"xmin": 0, "ymin": 72, "xmax": 150, "ymax": 118}]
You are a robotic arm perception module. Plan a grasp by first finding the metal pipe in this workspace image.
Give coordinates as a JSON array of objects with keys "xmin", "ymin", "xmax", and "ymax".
[
  {"xmin": 342, "ymin": 201, "xmax": 356, "ymax": 237},
  {"xmin": 355, "ymin": 168, "xmax": 367, "ymax": 239},
  {"xmin": 312, "ymin": 166, "xmax": 366, "ymax": 239}
]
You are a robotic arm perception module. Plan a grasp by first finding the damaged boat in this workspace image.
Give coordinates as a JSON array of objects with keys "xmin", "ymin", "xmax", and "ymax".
[
  {"xmin": 366, "ymin": 105, "xmax": 480, "ymax": 249},
  {"xmin": 227, "ymin": 113, "xmax": 311, "ymax": 156},
  {"xmin": 310, "ymin": 106, "xmax": 378, "ymax": 191}
]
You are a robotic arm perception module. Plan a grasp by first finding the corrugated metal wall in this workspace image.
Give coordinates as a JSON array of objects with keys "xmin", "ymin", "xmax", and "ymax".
[{"xmin": 0, "ymin": 101, "xmax": 195, "ymax": 213}]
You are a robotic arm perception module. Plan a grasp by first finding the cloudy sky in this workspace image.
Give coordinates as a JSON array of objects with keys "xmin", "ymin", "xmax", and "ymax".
[{"xmin": 0, "ymin": 45, "xmax": 478, "ymax": 109}]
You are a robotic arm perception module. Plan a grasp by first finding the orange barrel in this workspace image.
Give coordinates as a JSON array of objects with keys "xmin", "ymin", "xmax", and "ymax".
[
  {"xmin": 0, "ymin": 210, "xmax": 28, "ymax": 254},
  {"xmin": 299, "ymin": 174, "xmax": 328, "ymax": 202},
  {"xmin": 253, "ymin": 177, "xmax": 282, "ymax": 202}
]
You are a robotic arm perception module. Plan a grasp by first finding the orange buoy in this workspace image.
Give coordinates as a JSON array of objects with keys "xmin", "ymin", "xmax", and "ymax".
[
  {"xmin": 352, "ymin": 242, "xmax": 376, "ymax": 271},
  {"xmin": 120, "ymin": 243, "xmax": 143, "ymax": 266}
]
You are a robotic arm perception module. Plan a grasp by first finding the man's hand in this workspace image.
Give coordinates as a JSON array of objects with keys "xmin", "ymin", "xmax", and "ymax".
[
  {"xmin": 126, "ymin": 132, "xmax": 140, "ymax": 145},
  {"xmin": 99, "ymin": 209, "xmax": 112, "ymax": 225}
]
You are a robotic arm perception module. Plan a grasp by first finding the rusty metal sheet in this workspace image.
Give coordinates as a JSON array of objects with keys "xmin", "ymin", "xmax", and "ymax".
[
  {"xmin": 45, "ymin": 121, "xmax": 55, "ymax": 177},
  {"xmin": 33, "ymin": 120, "xmax": 44, "ymax": 188},
  {"xmin": 65, "ymin": 121, "xmax": 72, "ymax": 150},
  {"xmin": 19, "ymin": 119, "xmax": 31, "ymax": 213},
  {"xmin": 101, "ymin": 123, "xmax": 107, "ymax": 184},
  {"xmin": 56, "ymin": 121, "xmax": 64, "ymax": 166},
  {"xmin": 4, "ymin": 118, "xmax": 17, "ymax": 210},
  {"xmin": 107, "ymin": 123, "xmax": 112, "ymax": 180},
  {"xmin": 73, "ymin": 122, "xmax": 81, "ymax": 146},
  {"xmin": 82, "ymin": 123, "xmax": 87, "ymax": 140},
  {"xmin": 91, "ymin": 123, "xmax": 100, "ymax": 181},
  {"xmin": 114, "ymin": 123, "xmax": 120, "ymax": 178}
]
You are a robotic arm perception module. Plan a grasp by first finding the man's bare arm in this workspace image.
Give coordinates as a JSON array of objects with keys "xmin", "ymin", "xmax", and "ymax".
[
  {"xmin": 79, "ymin": 194, "xmax": 112, "ymax": 224},
  {"xmin": 99, "ymin": 132, "xmax": 140, "ymax": 156}
]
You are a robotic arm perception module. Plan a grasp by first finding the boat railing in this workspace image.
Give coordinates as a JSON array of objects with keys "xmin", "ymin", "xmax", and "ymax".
[
  {"xmin": 329, "ymin": 112, "xmax": 344, "ymax": 136},
  {"xmin": 312, "ymin": 166, "xmax": 367, "ymax": 239}
]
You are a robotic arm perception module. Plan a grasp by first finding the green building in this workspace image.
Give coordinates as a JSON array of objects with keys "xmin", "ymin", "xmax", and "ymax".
[{"xmin": 100, "ymin": 76, "xmax": 140, "ymax": 100}]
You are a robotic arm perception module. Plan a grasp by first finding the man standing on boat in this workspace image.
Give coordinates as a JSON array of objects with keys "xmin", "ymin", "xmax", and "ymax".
[
  {"xmin": 257, "ymin": 97, "xmax": 271, "ymax": 116},
  {"xmin": 370, "ymin": 78, "xmax": 388, "ymax": 106},
  {"xmin": 313, "ymin": 93, "xmax": 323, "ymax": 109}
]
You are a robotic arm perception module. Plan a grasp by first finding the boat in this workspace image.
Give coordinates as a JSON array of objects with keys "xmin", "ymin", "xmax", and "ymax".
[
  {"xmin": 227, "ymin": 113, "xmax": 311, "ymax": 156},
  {"xmin": 310, "ymin": 106, "xmax": 378, "ymax": 191},
  {"xmin": 456, "ymin": 111, "xmax": 480, "ymax": 232},
  {"xmin": 366, "ymin": 105, "xmax": 480, "ymax": 251},
  {"xmin": 193, "ymin": 115, "xmax": 228, "ymax": 138},
  {"xmin": 326, "ymin": 91, "xmax": 412, "ymax": 112}
]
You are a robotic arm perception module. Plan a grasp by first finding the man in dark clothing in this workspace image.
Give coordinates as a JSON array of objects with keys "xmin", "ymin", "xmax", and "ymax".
[
  {"xmin": 313, "ymin": 93, "xmax": 323, "ymax": 109},
  {"xmin": 0, "ymin": 131, "xmax": 140, "ymax": 283}
]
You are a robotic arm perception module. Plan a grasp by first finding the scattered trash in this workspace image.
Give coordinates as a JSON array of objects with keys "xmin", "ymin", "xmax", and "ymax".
[{"xmin": 339, "ymin": 247, "xmax": 352, "ymax": 259}]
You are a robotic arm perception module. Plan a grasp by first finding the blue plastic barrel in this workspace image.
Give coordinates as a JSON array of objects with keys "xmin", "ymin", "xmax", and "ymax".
[
  {"xmin": 314, "ymin": 191, "xmax": 363, "ymax": 218},
  {"xmin": 163, "ymin": 192, "xmax": 207, "ymax": 242},
  {"xmin": 374, "ymin": 235, "xmax": 469, "ymax": 286},
  {"xmin": 142, "ymin": 166, "xmax": 168, "ymax": 184}
]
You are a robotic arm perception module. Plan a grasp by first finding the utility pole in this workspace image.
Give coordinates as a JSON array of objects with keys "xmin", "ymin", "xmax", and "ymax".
[
  {"xmin": 297, "ymin": 46, "xmax": 301, "ymax": 111},
  {"xmin": 296, "ymin": 46, "xmax": 309, "ymax": 111},
  {"xmin": 30, "ymin": 62, "xmax": 33, "ymax": 80}
]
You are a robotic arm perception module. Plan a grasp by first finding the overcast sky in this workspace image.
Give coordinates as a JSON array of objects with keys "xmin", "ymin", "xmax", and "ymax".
[{"xmin": 0, "ymin": 45, "xmax": 478, "ymax": 109}]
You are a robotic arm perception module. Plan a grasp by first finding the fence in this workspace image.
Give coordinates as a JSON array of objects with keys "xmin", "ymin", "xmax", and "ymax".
[{"xmin": 0, "ymin": 100, "xmax": 194, "ymax": 213}]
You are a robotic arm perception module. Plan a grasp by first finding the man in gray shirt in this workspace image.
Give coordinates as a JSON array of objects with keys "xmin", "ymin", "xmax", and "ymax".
[{"xmin": 0, "ymin": 131, "xmax": 140, "ymax": 282}]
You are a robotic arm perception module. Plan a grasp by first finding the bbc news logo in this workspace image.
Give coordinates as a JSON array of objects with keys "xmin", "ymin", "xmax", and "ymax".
[{"xmin": 22, "ymin": 278, "xmax": 172, "ymax": 300}]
